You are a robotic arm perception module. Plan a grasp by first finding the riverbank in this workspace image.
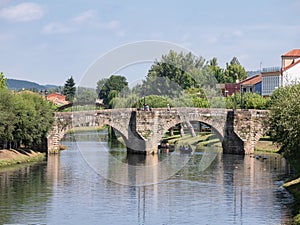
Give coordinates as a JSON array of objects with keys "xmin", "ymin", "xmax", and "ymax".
[
  {"xmin": 284, "ymin": 177, "xmax": 300, "ymax": 224},
  {"xmin": 0, "ymin": 149, "xmax": 46, "ymax": 168}
]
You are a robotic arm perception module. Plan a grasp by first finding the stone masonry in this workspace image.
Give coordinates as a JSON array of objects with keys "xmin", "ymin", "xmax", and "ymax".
[{"xmin": 47, "ymin": 108, "xmax": 270, "ymax": 155}]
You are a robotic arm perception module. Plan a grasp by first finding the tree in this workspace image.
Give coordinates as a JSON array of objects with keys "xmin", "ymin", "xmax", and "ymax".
[
  {"xmin": 0, "ymin": 72, "xmax": 7, "ymax": 89},
  {"xmin": 143, "ymin": 50, "xmax": 211, "ymax": 97},
  {"xmin": 0, "ymin": 89, "xmax": 17, "ymax": 148},
  {"xmin": 223, "ymin": 57, "xmax": 248, "ymax": 83},
  {"xmin": 225, "ymin": 92, "xmax": 268, "ymax": 109},
  {"xmin": 76, "ymin": 87, "xmax": 97, "ymax": 103},
  {"xmin": 62, "ymin": 76, "xmax": 76, "ymax": 102},
  {"xmin": 96, "ymin": 75, "xmax": 128, "ymax": 107},
  {"xmin": 0, "ymin": 90, "xmax": 54, "ymax": 149},
  {"xmin": 206, "ymin": 58, "xmax": 226, "ymax": 83},
  {"xmin": 269, "ymin": 85, "xmax": 300, "ymax": 170}
]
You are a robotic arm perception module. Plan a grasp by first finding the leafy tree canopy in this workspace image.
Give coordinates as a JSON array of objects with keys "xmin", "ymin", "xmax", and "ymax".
[
  {"xmin": 0, "ymin": 89, "xmax": 54, "ymax": 149},
  {"xmin": 76, "ymin": 87, "xmax": 97, "ymax": 103},
  {"xmin": 223, "ymin": 57, "xmax": 248, "ymax": 83},
  {"xmin": 143, "ymin": 50, "xmax": 213, "ymax": 98},
  {"xmin": 96, "ymin": 75, "xmax": 128, "ymax": 107}
]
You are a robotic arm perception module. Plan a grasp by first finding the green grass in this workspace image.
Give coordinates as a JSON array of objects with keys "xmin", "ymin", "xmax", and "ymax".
[
  {"xmin": 0, "ymin": 152, "xmax": 46, "ymax": 168},
  {"xmin": 254, "ymin": 141, "xmax": 280, "ymax": 153},
  {"xmin": 66, "ymin": 126, "xmax": 107, "ymax": 134},
  {"xmin": 162, "ymin": 133, "xmax": 221, "ymax": 150}
]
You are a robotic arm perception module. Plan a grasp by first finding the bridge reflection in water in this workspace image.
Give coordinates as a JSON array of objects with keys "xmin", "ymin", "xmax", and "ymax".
[{"xmin": 0, "ymin": 130, "xmax": 293, "ymax": 224}]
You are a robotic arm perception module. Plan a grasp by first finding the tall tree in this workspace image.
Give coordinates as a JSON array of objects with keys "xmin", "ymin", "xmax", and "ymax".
[
  {"xmin": 143, "ymin": 50, "xmax": 212, "ymax": 98},
  {"xmin": 224, "ymin": 57, "xmax": 247, "ymax": 83},
  {"xmin": 96, "ymin": 75, "xmax": 128, "ymax": 107},
  {"xmin": 62, "ymin": 76, "xmax": 76, "ymax": 102},
  {"xmin": 206, "ymin": 57, "xmax": 225, "ymax": 83}
]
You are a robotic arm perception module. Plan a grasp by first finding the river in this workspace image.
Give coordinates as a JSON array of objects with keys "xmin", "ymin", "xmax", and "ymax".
[{"xmin": 0, "ymin": 131, "xmax": 294, "ymax": 225}]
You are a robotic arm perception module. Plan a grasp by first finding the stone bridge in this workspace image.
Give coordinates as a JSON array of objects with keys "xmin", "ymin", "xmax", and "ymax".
[{"xmin": 47, "ymin": 108, "xmax": 269, "ymax": 155}]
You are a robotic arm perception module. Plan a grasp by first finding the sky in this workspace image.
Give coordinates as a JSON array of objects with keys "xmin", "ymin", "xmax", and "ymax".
[{"xmin": 0, "ymin": 0, "xmax": 300, "ymax": 87}]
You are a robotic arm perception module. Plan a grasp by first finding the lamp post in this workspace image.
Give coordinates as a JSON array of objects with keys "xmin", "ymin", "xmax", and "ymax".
[
  {"xmin": 240, "ymin": 84, "xmax": 244, "ymax": 109},
  {"xmin": 234, "ymin": 79, "xmax": 239, "ymax": 110}
]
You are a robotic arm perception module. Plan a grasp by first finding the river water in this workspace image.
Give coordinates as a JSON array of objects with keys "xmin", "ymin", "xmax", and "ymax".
[{"xmin": 0, "ymin": 131, "xmax": 294, "ymax": 225}]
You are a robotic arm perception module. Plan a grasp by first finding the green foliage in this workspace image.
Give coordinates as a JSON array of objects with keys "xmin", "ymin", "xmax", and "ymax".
[
  {"xmin": 76, "ymin": 87, "xmax": 97, "ymax": 102},
  {"xmin": 206, "ymin": 58, "xmax": 225, "ymax": 83},
  {"xmin": 0, "ymin": 72, "xmax": 7, "ymax": 89},
  {"xmin": 225, "ymin": 92, "xmax": 268, "ymax": 109},
  {"xmin": 96, "ymin": 75, "xmax": 128, "ymax": 107},
  {"xmin": 269, "ymin": 85, "xmax": 300, "ymax": 170},
  {"xmin": 109, "ymin": 93, "xmax": 140, "ymax": 108},
  {"xmin": 243, "ymin": 92, "xmax": 269, "ymax": 109},
  {"xmin": 223, "ymin": 57, "xmax": 248, "ymax": 83},
  {"xmin": 62, "ymin": 76, "xmax": 76, "ymax": 102},
  {"xmin": 0, "ymin": 89, "xmax": 54, "ymax": 149},
  {"xmin": 142, "ymin": 95, "xmax": 171, "ymax": 108},
  {"xmin": 205, "ymin": 56, "xmax": 247, "ymax": 84},
  {"xmin": 185, "ymin": 88, "xmax": 209, "ymax": 108},
  {"xmin": 143, "ymin": 50, "xmax": 214, "ymax": 97}
]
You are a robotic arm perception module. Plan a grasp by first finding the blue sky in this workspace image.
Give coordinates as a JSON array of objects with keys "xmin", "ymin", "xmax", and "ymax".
[{"xmin": 0, "ymin": 0, "xmax": 299, "ymax": 87}]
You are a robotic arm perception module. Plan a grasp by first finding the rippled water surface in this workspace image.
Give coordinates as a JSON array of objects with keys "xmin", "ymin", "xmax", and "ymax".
[{"xmin": 0, "ymin": 132, "xmax": 294, "ymax": 225}]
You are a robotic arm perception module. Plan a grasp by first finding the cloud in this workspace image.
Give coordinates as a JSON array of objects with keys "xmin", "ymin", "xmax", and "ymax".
[
  {"xmin": 42, "ymin": 22, "xmax": 73, "ymax": 34},
  {"xmin": 104, "ymin": 20, "xmax": 120, "ymax": 30},
  {"xmin": 209, "ymin": 29, "xmax": 243, "ymax": 44},
  {"xmin": 0, "ymin": 2, "xmax": 44, "ymax": 22},
  {"xmin": 43, "ymin": 9, "xmax": 124, "ymax": 37},
  {"xmin": 72, "ymin": 9, "xmax": 97, "ymax": 24}
]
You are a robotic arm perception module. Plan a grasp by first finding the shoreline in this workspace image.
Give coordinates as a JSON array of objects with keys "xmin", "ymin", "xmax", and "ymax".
[
  {"xmin": 284, "ymin": 177, "xmax": 300, "ymax": 224},
  {"xmin": 0, "ymin": 149, "xmax": 46, "ymax": 168}
]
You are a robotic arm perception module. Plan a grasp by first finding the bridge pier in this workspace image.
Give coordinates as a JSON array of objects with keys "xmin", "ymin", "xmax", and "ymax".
[{"xmin": 222, "ymin": 110, "xmax": 269, "ymax": 155}]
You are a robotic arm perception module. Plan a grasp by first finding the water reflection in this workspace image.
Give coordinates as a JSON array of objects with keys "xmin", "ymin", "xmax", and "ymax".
[
  {"xmin": 0, "ymin": 132, "xmax": 294, "ymax": 225},
  {"xmin": 0, "ymin": 163, "xmax": 50, "ymax": 225}
]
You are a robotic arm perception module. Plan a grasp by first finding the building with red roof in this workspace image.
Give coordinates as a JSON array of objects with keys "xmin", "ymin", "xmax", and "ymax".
[
  {"xmin": 261, "ymin": 49, "xmax": 300, "ymax": 96},
  {"xmin": 240, "ymin": 74, "xmax": 262, "ymax": 95},
  {"xmin": 46, "ymin": 92, "xmax": 69, "ymax": 105}
]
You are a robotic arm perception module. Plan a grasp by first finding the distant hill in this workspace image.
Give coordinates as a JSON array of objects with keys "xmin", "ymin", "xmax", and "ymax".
[{"xmin": 6, "ymin": 79, "xmax": 58, "ymax": 91}]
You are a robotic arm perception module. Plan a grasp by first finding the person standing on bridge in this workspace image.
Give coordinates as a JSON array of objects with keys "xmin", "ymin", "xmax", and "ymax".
[{"xmin": 167, "ymin": 104, "xmax": 171, "ymax": 111}]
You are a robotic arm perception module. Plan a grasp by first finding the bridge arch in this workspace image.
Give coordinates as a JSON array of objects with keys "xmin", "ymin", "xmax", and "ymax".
[{"xmin": 156, "ymin": 117, "xmax": 224, "ymax": 146}]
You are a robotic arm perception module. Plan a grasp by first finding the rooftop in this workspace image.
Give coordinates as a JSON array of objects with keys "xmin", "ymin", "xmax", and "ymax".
[
  {"xmin": 282, "ymin": 49, "xmax": 300, "ymax": 57},
  {"xmin": 240, "ymin": 74, "xmax": 262, "ymax": 85}
]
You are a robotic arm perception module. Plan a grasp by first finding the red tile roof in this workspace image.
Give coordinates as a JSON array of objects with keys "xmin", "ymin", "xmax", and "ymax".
[
  {"xmin": 240, "ymin": 74, "xmax": 262, "ymax": 85},
  {"xmin": 47, "ymin": 92, "xmax": 69, "ymax": 105},
  {"xmin": 282, "ymin": 49, "xmax": 300, "ymax": 57}
]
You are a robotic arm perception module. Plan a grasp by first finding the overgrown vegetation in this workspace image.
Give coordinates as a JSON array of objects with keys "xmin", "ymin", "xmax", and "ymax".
[
  {"xmin": 0, "ymin": 87, "xmax": 54, "ymax": 150},
  {"xmin": 268, "ymin": 84, "xmax": 300, "ymax": 224}
]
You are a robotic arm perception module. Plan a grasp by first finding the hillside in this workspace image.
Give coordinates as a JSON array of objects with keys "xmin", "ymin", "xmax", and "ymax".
[{"xmin": 6, "ymin": 79, "xmax": 57, "ymax": 91}]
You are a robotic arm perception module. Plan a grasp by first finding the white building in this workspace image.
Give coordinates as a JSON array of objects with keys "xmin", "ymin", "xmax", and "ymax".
[
  {"xmin": 261, "ymin": 49, "xmax": 300, "ymax": 96},
  {"xmin": 281, "ymin": 49, "xmax": 300, "ymax": 86}
]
